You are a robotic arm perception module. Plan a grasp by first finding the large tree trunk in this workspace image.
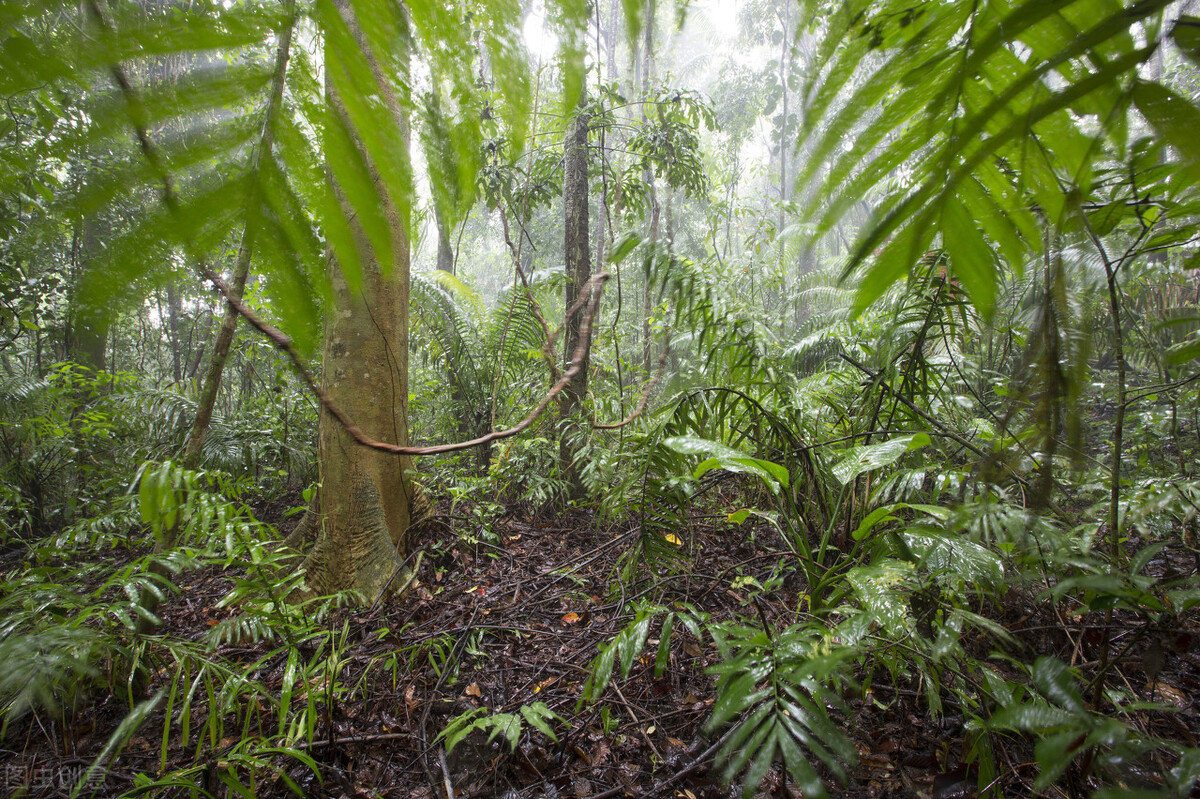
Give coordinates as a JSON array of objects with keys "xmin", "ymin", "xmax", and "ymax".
[
  {"xmin": 559, "ymin": 93, "xmax": 591, "ymax": 499},
  {"xmin": 299, "ymin": 250, "xmax": 418, "ymax": 599},
  {"xmin": 293, "ymin": 0, "xmax": 421, "ymax": 601}
]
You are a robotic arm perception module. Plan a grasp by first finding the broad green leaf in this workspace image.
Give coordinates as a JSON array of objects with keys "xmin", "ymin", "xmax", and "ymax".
[
  {"xmin": 1133, "ymin": 81, "xmax": 1200, "ymax": 169},
  {"xmin": 1031, "ymin": 657, "xmax": 1086, "ymax": 715},
  {"xmin": 902, "ymin": 529, "xmax": 1005, "ymax": 588},
  {"xmin": 831, "ymin": 434, "xmax": 931, "ymax": 485},
  {"xmin": 851, "ymin": 506, "xmax": 898, "ymax": 542},
  {"xmin": 584, "ymin": 638, "xmax": 617, "ymax": 700},
  {"xmin": 609, "ymin": 232, "xmax": 641, "ymax": 264},
  {"xmin": 1166, "ymin": 336, "xmax": 1200, "ymax": 367},
  {"xmin": 617, "ymin": 612, "xmax": 652, "ymax": 679},
  {"xmin": 728, "ymin": 509, "xmax": 752, "ymax": 525},
  {"xmin": 663, "ymin": 436, "xmax": 789, "ymax": 489},
  {"xmin": 1171, "ymin": 16, "xmax": 1200, "ymax": 67}
]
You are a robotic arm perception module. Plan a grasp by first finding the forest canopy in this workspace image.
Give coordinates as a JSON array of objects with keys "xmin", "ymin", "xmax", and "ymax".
[{"xmin": 3, "ymin": 0, "xmax": 1200, "ymax": 797}]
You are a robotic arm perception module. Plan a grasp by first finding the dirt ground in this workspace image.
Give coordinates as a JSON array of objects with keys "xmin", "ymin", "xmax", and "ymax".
[{"xmin": 4, "ymin": 497, "xmax": 1200, "ymax": 799}]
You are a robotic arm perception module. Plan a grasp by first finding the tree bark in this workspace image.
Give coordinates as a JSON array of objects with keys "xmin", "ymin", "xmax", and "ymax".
[
  {"xmin": 559, "ymin": 92, "xmax": 591, "ymax": 498},
  {"xmin": 639, "ymin": 0, "xmax": 658, "ymax": 376},
  {"xmin": 165, "ymin": 281, "xmax": 183, "ymax": 383},
  {"xmin": 67, "ymin": 214, "xmax": 110, "ymax": 373},
  {"xmin": 293, "ymin": 0, "xmax": 423, "ymax": 601},
  {"xmin": 434, "ymin": 203, "xmax": 455, "ymax": 275}
]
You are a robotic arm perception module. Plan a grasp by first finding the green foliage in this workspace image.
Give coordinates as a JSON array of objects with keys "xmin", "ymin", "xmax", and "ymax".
[
  {"xmin": 439, "ymin": 701, "xmax": 568, "ymax": 753},
  {"xmin": 4, "ymin": 0, "xmax": 1200, "ymax": 796},
  {"xmin": 626, "ymin": 89, "xmax": 717, "ymax": 199},
  {"xmin": 0, "ymin": 365, "xmax": 141, "ymax": 537},
  {"xmin": 706, "ymin": 621, "xmax": 857, "ymax": 799},
  {"xmin": 989, "ymin": 657, "xmax": 1200, "ymax": 796},
  {"xmin": 0, "ymin": 461, "xmax": 350, "ymax": 794},
  {"xmin": 801, "ymin": 0, "xmax": 1196, "ymax": 315},
  {"xmin": 581, "ymin": 601, "xmax": 707, "ymax": 703}
]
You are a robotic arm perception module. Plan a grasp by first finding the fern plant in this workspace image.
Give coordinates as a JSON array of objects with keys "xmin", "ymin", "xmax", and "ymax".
[
  {"xmin": 439, "ymin": 701, "xmax": 568, "ymax": 754},
  {"xmin": 988, "ymin": 656, "xmax": 1200, "ymax": 796},
  {"xmin": 706, "ymin": 619, "xmax": 858, "ymax": 799}
]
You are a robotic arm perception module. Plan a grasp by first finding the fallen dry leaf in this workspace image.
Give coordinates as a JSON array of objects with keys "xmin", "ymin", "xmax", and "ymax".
[
  {"xmin": 1145, "ymin": 681, "xmax": 1189, "ymax": 707},
  {"xmin": 464, "ymin": 682, "xmax": 482, "ymax": 698}
]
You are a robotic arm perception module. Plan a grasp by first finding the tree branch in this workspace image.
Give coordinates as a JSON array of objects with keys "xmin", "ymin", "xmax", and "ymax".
[{"xmin": 201, "ymin": 267, "xmax": 610, "ymax": 456}]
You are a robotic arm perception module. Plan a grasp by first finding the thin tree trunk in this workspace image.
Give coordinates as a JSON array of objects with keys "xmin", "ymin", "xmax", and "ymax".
[
  {"xmin": 560, "ymin": 91, "xmax": 591, "ymax": 499},
  {"xmin": 639, "ymin": 0, "xmax": 658, "ymax": 376},
  {"xmin": 139, "ymin": 11, "xmax": 297, "ymax": 634},
  {"xmin": 165, "ymin": 282, "xmax": 183, "ymax": 384},
  {"xmin": 181, "ymin": 11, "xmax": 294, "ymax": 468},
  {"xmin": 434, "ymin": 203, "xmax": 455, "ymax": 275},
  {"xmin": 67, "ymin": 214, "xmax": 110, "ymax": 373}
]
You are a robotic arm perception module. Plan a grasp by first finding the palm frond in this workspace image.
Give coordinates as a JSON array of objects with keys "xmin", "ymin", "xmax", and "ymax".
[{"xmin": 802, "ymin": 0, "xmax": 1184, "ymax": 316}]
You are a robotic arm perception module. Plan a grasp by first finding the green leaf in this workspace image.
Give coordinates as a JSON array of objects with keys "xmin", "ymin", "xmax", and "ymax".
[
  {"xmin": 728, "ymin": 509, "xmax": 752, "ymax": 525},
  {"xmin": 609, "ymin": 232, "xmax": 641, "ymax": 264},
  {"xmin": 617, "ymin": 612, "xmax": 652, "ymax": 679},
  {"xmin": 709, "ymin": 671, "xmax": 762, "ymax": 729},
  {"xmin": 72, "ymin": 691, "xmax": 165, "ymax": 799},
  {"xmin": 655, "ymin": 614, "xmax": 674, "ymax": 678},
  {"xmin": 942, "ymin": 190, "xmax": 998, "ymax": 318},
  {"xmin": 519, "ymin": 702, "xmax": 565, "ymax": 742},
  {"xmin": 1031, "ymin": 657, "xmax": 1086, "ymax": 715},
  {"xmin": 851, "ymin": 506, "xmax": 898, "ymax": 542},
  {"xmin": 1032, "ymin": 729, "xmax": 1086, "ymax": 790},
  {"xmin": 486, "ymin": 712, "xmax": 522, "ymax": 749},
  {"xmin": 438, "ymin": 707, "xmax": 489, "ymax": 753},
  {"xmin": 620, "ymin": 0, "xmax": 644, "ymax": 44},
  {"xmin": 1166, "ymin": 336, "xmax": 1200, "ymax": 367},
  {"xmin": 1134, "ymin": 81, "xmax": 1200, "ymax": 170},
  {"xmin": 988, "ymin": 701, "xmax": 1075, "ymax": 732},
  {"xmin": 664, "ymin": 436, "xmax": 789, "ymax": 489},
  {"xmin": 831, "ymin": 434, "xmax": 930, "ymax": 485},
  {"xmin": 584, "ymin": 638, "xmax": 617, "ymax": 700},
  {"xmin": 1171, "ymin": 16, "xmax": 1200, "ymax": 67}
]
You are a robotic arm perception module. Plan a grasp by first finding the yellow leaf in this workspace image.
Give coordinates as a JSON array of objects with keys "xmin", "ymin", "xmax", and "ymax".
[{"xmin": 665, "ymin": 534, "xmax": 682, "ymax": 546}]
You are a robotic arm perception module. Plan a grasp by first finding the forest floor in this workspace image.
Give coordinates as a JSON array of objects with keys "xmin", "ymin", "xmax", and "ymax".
[{"xmin": 6, "ymin": 491, "xmax": 1200, "ymax": 799}]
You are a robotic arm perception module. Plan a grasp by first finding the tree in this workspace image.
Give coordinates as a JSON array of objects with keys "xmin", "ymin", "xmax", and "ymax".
[
  {"xmin": 283, "ymin": 0, "xmax": 537, "ymax": 599},
  {"xmin": 182, "ymin": 2, "xmax": 296, "ymax": 469},
  {"xmin": 1, "ymin": 0, "xmax": 539, "ymax": 602},
  {"xmin": 559, "ymin": 91, "xmax": 591, "ymax": 498}
]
